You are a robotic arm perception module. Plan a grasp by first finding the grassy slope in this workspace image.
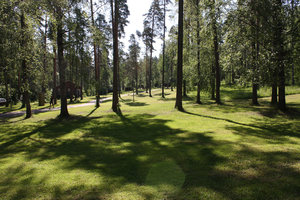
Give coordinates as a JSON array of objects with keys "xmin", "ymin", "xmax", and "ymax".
[{"xmin": 0, "ymin": 88, "xmax": 300, "ymax": 200}]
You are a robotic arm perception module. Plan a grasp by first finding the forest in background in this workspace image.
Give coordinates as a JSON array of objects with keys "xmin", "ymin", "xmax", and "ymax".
[{"xmin": 0, "ymin": 0, "xmax": 299, "ymax": 118}]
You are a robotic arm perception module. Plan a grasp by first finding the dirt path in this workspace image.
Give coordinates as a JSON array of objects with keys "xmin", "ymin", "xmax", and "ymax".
[{"xmin": 0, "ymin": 90, "xmax": 155, "ymax": 119}]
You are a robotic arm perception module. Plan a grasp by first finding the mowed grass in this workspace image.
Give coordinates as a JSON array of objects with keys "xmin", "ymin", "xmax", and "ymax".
[{"xmin": 0, "ymin": 88, "xmax": 300, "ymax": 200}]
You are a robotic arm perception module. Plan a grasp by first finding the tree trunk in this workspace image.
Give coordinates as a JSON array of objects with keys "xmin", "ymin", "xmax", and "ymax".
[
  {"xmin": 175, "ymin": 0, "xmax": 184, "ymax": 111},
  {"xmin": 196, "ymin": 0, "xmax": 201, "ymax": 104},
  {"xmin": 40, "ymin": 15, "xmax": 48, "ymax": 107},
  {"xmin": 57, "ymin": 7, "xmax": 69, "ymax": 118},
  {"xmin": 136, "ymin": 60, "xmax": 138, "ymax": 95},
  {"xmin": 97, "ymin": 46, "xmax": 102, "ymax": 104},
  {"xmin": 275, "ymin": 0, "xmax": 286, "ymax": 111},
  {"xmin": 162, "ymin": 0, "xmax": 166, "ymax": 98},
  {"xmin": 212, "ymin": 3, "xmax": 221, "ymax": 104},
  {"xmin": 170, "ymin": 50, "xmax": 174, "ymax": 92},
  {"xmin": 118, "ymin": 56, "xmax": 121, "ymax": 98},
  {"xmin": 111, "ymin": 0, "xmax": 119, "ymax": 112},
  {"xmin": 53, "ymin": 46, "xmax": 57, "ymax": 104},
  {"xmin": 145, "ymin": 51, "xmax": 149, "ymax": 93},
  {"xmin": 21, "ymin": 12, "xmax": 32, "ymax": 118},
  {"xmin": 211, "ymin": 63, "xmax": 215, "ymax": 100},
  {"xmin": 271, "ymin": 72, "xmax": 278, "ymax": 105},
  {"xmin": 91, "ymin": 0, "xmax": 100, "ymax": 108},
  {"xmin": 183, "ymin": 79, "xmax": 187, "ymax": 97},
  {"xmin": 291, "ymin": 0, "xmax": 295, "ymax": 86},
  {"xmin": 251, "ymin": 6, "xmax": 259, "ymax": 105},
  {"xmin": 149, "ymin": 15, "xmax": 155, "ymax": 98},
  {"xmin": 251, "ymin": 37, "xmax": 258, "ymax": 105},
  {"xmin": 5, "ymin": 72, "xmax": 9, "ymax": 107}
]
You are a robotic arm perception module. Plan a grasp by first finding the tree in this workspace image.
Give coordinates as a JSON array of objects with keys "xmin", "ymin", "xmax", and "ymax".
[
  {"xmin": 175, "ymin": 0, "xmax": 184, "ymax": 111},
  {"xmin": 90, "ymin": 0, "xmax": 100, "ymax": 107},
  {"xmin": 160, "ymin": 0, "xmax": 171, "ymax": 98},
  {"xmin": 20, "ymin": 10, "xmax": 32, "ymax": 118},
  {"xmin": 128, "ymin": 34, "xmax": 141, "ymax": 94},
  {"xmin": 144, "ymin": 0, "xmax": 163, "ymax": 97},
  {"xmin": 273, "ymin": 0, "xmax": 286, "ymax": 111},
  {"xmin": 111, "ymin": 0, "xmax": 120, "ymax": 112},
  {"xmin": 111, "ymin": 0, "xmax": 129, "ymax": 112},
  {"xmin": 210, "ymin": 0, "xmax": 221, "ymax": 104}
]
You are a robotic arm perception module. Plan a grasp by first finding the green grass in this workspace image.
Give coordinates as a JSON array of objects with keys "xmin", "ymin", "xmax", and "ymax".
[{"xmin": 0, "ymin": 88, "xmax": 300, "ymax": 200}]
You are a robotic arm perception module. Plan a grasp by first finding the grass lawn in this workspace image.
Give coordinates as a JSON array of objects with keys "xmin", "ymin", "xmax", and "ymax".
[{"xmin": 0, "ymin": 87, "xmax": 300, "ymax": 200}]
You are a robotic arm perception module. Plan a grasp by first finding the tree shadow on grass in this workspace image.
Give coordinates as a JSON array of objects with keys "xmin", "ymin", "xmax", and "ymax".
[
  {"xmin": 125, "ymin": 102, "xmax": 149, "ymax": 107},
  {"xmin": 1, "ymin": 112, "xmax": 300, "ymax": 199},
  {"xmin": 182, "ymin": 110, "xmax": 300, "ymax": 141},
  {"xmin": 0, "ymin": 113, "xmax": 224, "ymax": 199},
  {"xmin": 154, "ymin": 93, "xmax": 171, "ymax": 97}
]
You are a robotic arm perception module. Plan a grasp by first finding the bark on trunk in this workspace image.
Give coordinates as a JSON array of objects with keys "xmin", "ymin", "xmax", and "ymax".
[
  {"xmin": 170, "ymin": 51, "xmax": 174, "ymax": 92},
  {"xmin": 196, "ymin": 0, "xmax": 201, "ymax": 104},
  {"xmin": 135, "ymin": 59, "xmax": 138, "ymax": 95},
  {"xmin": 183, "ymin": 79, "xmax": 187, "ymax": 97},
  {"xmin": 291, "ymin": 0, "xmax": 295, "ymax": 86},
  {"xmin": 57, "ymin": 7, "xmax": 69, "ymax": 118},
  {"xmin": 212, "ymin": 4, "xmax": 221, "ymax": 104},
  {"xmin": 91, "ymin": 0, "xmax": 100, "ymax": 107},
  {"xmin": 5, "ymin": 72, "xmax": 9, "ymax": 107},
  {"xmin": 53, "ymin": 46, "xmax": 57, "ymax": 104},
  {"xmin": 162, "ymin": 0, "xmax": 166, "ymax": 98},
  {"xmin": 211, "ymin": 63, "xmax": 215, "ymax": 100},
  {"xmin": 275, "ymin": 0, "xmax": 286, "ymax": 111},
  {"xmin": 21, "ymin": 12, "xmax": 32, "ymax": 118},
  {"xmin": 175, "ymin": 0, "xmax": 184, "ymax": 111},
  {"xmin": 111, "ymin": 0, "xmax": 119, "ymax": 112},
  {"xmin": 39, "ymin": 15, "xmax": 48, "ymax": 106},
  {"xmin": 271, "ymin": 73, "xmax": 278, "ymax": 105},
  {"xmin": 149, "ymin": 15, "xmax": 155, "ymax": 98}
]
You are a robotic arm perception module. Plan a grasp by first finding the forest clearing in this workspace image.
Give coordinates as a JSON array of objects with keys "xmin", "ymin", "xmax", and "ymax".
[{"xmin": 1, "ymin": 0, "xmax": 300, "ymax": 199}]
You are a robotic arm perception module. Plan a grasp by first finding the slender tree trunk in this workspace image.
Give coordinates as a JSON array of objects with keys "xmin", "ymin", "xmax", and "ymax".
[
  {"xmin": 212, "ymin": 3, "xmax": 221, "ymax": 104},
  {"xmin": 251, "ymin": 6, "xmax": 260, "ymax": 105},
  {"xmin": 57, "ymin": 7, "xmax": 69, "ymax": 118},
  {"xmin": 53, "ymin": 46, "xmax": 57, "ymax": 104},
  {"xmin": 111, "ymin": 0, "xmax": 119, "ymax": 112},
  {"xmin": 251, "ymin": 34, "xmax": 258, "ymax": 105},
  {"xmin": 211, "ymin": 63, "xmax": 215, "ymax": 100},
  {"xmin": 291, "ymin": 0, "xmax": 295, "ymax": 86},
  {"xmin": 136, "ymin": 61, "xmax": 138, "ymax": 95},
  {"xmin": 5, "ymin": 72, "xmax": 9, "ymax": 107},
  {"xmin": 271, "ymin": 71, "xmax": 278, "ymax": 105},
  {"xmin": 21, "ymin": 12, "xmax": 32, "ymax": 118},
  {"xmin": 183, "ymin": 79, "xmax": 187, "ymax": 97},
  {"xmin": 170, "ymin": 50, "xmax": 174, "ymax": 92},
  {"xmin": 175, "ymin": 0, "xmax": 184, "ymax": 111},
  {"xmin": 162, "ymin": 0, "xmax": 166, "ymax": 98},
  {"xmin": 149, "ymin": 15, "xmax": 155, "ymax": 98},
  {"xmin": 97, "ymin": 46, "xmax": 102, "ymax": 104},
  {"xmin": 118, "ymin": 57, "xmax": 121, "ymax": 98},
  {"xmin": 40, "ymin": 15, "xmax": 48, "ymax": 106},
  {"xmin": 91, "ymin": 0, "xmax": 100, "ymax": 108},
  {"xmin": 196, "ymin": 0, "xmax": 201, "ymax": 104},
  {"xmin": 145, "ymin": 51, "xmax": 149, "ymax": 93},
  {"xmin": 275, "ymin": 0, "xmax": 286, "ymax": 111},
  {"xmin": 80, "ymin": 55, "xmax": 83, "ymax": 100}
]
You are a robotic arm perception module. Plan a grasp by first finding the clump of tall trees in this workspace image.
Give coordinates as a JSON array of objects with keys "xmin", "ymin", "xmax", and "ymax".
[{"xmin": 0, "ymin": 0, "xmax": 299, "ymax": 119}]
